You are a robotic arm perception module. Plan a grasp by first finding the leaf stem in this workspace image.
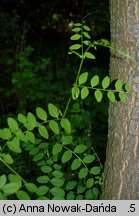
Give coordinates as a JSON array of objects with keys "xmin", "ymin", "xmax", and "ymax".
[{"xmin": 0, "ymin": 156, "xmax": 27, "ymax": 184}]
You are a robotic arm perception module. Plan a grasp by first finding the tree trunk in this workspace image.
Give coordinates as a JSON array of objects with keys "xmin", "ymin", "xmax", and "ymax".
[{"xmin": 101, "ymin": 0, "xmax": 139, "ymax": 199}]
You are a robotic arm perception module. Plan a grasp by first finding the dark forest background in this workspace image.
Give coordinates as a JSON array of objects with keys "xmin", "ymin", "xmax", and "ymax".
[{"xmin": 0, "ymin": 0, "xmax": 110, "ymax": 163}]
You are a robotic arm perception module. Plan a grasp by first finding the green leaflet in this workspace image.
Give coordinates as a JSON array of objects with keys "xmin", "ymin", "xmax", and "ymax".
[
  {"xmin": 61, "ymin": 118, "xmax": 71, "ymax": 134},
  {"xmin": 7, "ymin": 138, "xmax": 21, "ymax": 153},
  {"xmin": 36, "ymin": 107, "xmax": 47, "ymax": 121},
  {"xmin": 49, "ymin": 120, "xmax": 60, "ymax": 135},
  {"xmin": 79, "ymin": 72, "xmax": 88, "ymax": 85},
  {"xmin": 7, "ymin": 118, "xmax": 19, "ymax": 132},
  {"xmin": 38, "ymin": 124, "xmax": 49, "ymax": 139},
  {"xmin": 48, "ymin": 103, "xmax": 60, "ymax": 119}
]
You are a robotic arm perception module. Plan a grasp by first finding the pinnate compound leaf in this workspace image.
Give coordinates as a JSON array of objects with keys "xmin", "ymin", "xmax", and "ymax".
[
  {"xmin": 91, "ymin": 75, "xmax": 99, "ymax": 87},
  {"xmin": 48, "ymin": 103, "xmax": 60, "ymax": 119},
  {"xmin": 79, "ymin": 72, "xmax": 88, "ymax": 85},
  {"xmin": 49, "ymin": 120, "xmax": 60, "ymax": 135},
  {"xmin": 71, "ymin": 159, "xmax": 81, "ymax": 170},
  {"xmin": 79, "ymin": 168, "xmax": 88, "ymax": 179},
  {"xmin": 94, "ymin": 89, "xmax": 103, "ymax": 102},
  {"xmin": 70, "ymin": 34, "xmax": 81, "ymax": 40},
  {"xmin": 52, "ymin": 143, "xmax": 62, "ymax": 155},
  {"xmin": 36, "ymin": 107, "xmax": 47, "ymax": 121},
  {"xmin": 74, "ymin": 144, "xmax": 87, "ymax": 154},
  {"xmin": 7, "ymin": 138, "xmax": 21, "ymax": 153},
  {"xmin": 61, "ymin": 118, "xmax": 71, "ymax": 134},
  {"xmin": 102, "ymin": 76, "xmax": 110, "ymax": 89},
  {"xmin": 107, "ymin": 91, "xmax": 115, "ymax": 102},
  {"xmin": 38, "ymin": 125, "xmax": 49, "ymax": 139},
  {"xmin": 69, "ymin": 44, "xmax": 81, "ymax": 50},
  {"xmin": 62, "ymin": 150, "xmax": 72, "ymax": 163},
  {"xmin": 16, "ymin": 190, "xmax": 30, "ymax": 200},
  {"xmin": 85, "ymin": 52, "xmax": 95, "ymax": 59},
  {"xmin": 81, "ymin": 87, "xmax": 89, "ymax": 99},
  {"xmin": 7, "ymin": 117, "xmax": 19, "ymax": 132}
]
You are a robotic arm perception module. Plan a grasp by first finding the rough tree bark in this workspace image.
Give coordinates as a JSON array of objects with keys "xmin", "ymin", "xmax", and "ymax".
[{"xmin": 101, "ymin": 0, "xmax": 139, "ymax": 199}]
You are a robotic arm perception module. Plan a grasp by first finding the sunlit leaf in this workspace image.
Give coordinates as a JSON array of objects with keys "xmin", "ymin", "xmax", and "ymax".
[
  {"xmin": 7, "ymin": 138, "xmax": 21, "ymax": 153},
  {"xmin": 70, "ymin": 34, "xmax": 81, "ymax": 40},
  {"xmin": 107, "ymin": 91, "xmax": 115, "ymax": 102},
  {"xmin": 7, "ymin": 118, "xmax": 19, "ymax": 132},
  {"xmin": 119, "ymin": 92, "xmax": 126, "ymax": 102},
  {"xmin": 81, "ymin": 87, "xmax": 89, "ymax": 99},
  {"xmin": 61, "ymin": 118, "xmax": 71, "ymax": 134},
  {"xmin": 83, "ymin": 32, "xmax": 91, "ymax": 39},
  {"xmin": 36, "ymin": 107, "xmax": 47, "ymax": 121},
  {"xmin": 69, "ymin": 44, "xmax": 81, "ymax": 50},
  {"xmin": 94, "ymin": 89, "xmax": 103, "ymax": 102},
  {"xmin": 85, "ymin": 52, "xmax": 95, "ymax": 59},
  {"xmin": 48, "ymin": 103, "xmax": 60, "ymax": 119},
  {"xmin": 102, "ymin": 76, "xmax": 110, "ymax": 89},
  {"xmin": 38, "ymin": 125, "xmax": 49, "ymax": 139},
  {"xmin": 49, "ymin": 120, "xmax": 60, "ymax": 135},
  {"xmin": 71, "ymin": 86, "xmax": 80, "ymax": 100},
  {"xmin": 91, "ymin": 75, "xmax": 99, "ymax": 87},
  {"xmin": 79, "ymin": 72, "xmax": 88, "ymax": 85},
  {"xmin": 16, "ymin": 190, "xmax": 30, "ymax": 200},
  {"xmin": 115, "ymin": 79, "xmax": 123, "ymax": 91}
]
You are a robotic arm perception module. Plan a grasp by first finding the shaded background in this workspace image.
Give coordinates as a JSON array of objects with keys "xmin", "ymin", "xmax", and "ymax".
[{"xmin": 0, "ymin": 0, "xmax": 110, "ymax": 163}]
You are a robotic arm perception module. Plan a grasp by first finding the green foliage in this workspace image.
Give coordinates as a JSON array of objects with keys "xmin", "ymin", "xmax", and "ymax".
[{"xmin": 0, "ymin": 22, "xmax": 132, "ymax": 200}]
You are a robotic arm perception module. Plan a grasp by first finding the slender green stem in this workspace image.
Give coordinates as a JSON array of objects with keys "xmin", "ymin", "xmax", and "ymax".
[
  {"xmin": 62, "ymin": 145, "xmax": 93, "ymax": 178},
  {"xmin": 63, "ymin": 98, "xmax": 71, "ymax": 118},
  {"xmin": 0, "ymin": 156, "xmax": 27, "ymax": 184}
]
